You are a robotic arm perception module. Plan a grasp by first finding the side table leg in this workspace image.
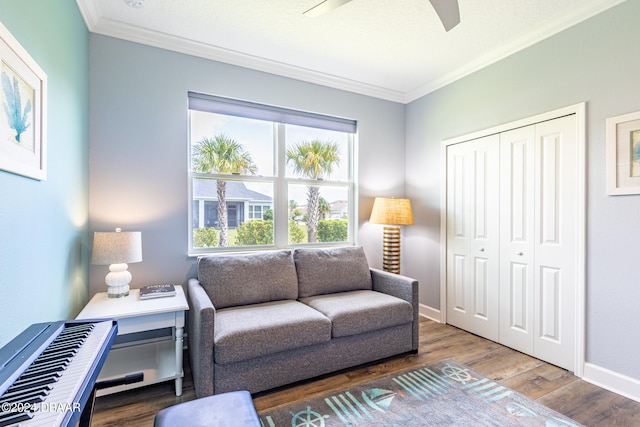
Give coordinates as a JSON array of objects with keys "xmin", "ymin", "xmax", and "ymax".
[{"xmin": 175, "ymin": 326, "xmax": 184, "ymax": 396}]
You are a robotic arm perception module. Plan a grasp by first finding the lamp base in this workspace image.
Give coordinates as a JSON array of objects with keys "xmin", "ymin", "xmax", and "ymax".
[
  {"xmin": 105, "ymin": 263, "xmax": 131, "ymax": 298},
  {"xmin": 382, "ymin": 226, "xmax": 401, "ymax": 274}
]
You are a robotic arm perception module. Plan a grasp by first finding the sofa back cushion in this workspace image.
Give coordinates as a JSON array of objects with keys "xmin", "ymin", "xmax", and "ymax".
[
  {"xmin": 197, "ymin": 250, "xmax": 298, "ymax": 309},
  {"xmin": 294, "ymin": 247, "xmax": 372, "ymax": 298}
]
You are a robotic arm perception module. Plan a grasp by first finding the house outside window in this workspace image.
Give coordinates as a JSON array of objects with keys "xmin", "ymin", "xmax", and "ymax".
[
  {"xmin": 188, "ymin": 92, "xmax": 357, "ymax": 253},
  {"xmin": 249, "ymin": 204, "xmax": 271, "ymax": 220}
]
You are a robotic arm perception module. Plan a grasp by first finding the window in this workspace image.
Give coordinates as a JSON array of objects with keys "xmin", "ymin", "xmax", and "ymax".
[
  {"xmin": 188, "ymin": 92, "xmax": 357, "ymax": 253},
  {"xmin": 249, "ymin": 205, "xmax": 271, "ymax": 220}
]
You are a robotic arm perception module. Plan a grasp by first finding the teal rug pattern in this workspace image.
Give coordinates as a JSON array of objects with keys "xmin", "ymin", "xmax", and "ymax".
[{"xmin": 258, "ymin": 359, "xmax": 583, "ymax": 426}]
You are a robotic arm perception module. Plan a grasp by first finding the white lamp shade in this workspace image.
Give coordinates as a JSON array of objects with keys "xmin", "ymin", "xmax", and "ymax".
[{"xmin": 91, "ymin": 230, "xmax": 142, "ymax": 265}]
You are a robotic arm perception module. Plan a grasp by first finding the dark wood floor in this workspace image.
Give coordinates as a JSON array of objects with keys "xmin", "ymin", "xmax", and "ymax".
[{"xmin": 92, "ymin": 317, "xmax": 640, "ymax": 426}]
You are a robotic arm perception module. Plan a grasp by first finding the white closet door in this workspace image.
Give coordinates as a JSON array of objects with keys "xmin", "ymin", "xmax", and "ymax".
[
  {"xmin": 498, "ymin": 116, "xmax": 577, "ymax": 371},
  {"xmin": 532, "ymin": 115, "xmax": 577, "ymax": 370},
  {"xmin": 499, "ymin": 126, "xmax": 536, "ymax": 355},
  {"xmin": 446, "ymin": 135, "xmax": 500, "ymax": 341}
]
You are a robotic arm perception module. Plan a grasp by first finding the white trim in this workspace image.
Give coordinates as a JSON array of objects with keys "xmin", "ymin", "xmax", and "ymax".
[
  {"xmin": 574, "ymin": 102, "xmax": 587, "ymax": 377},
  {"xmin": 583, "ymin": 362, "xmax": 640, "ymax": 403},
  {"xmin": 419, "ymin": 304, "xmax": 442, "ymax": 323},
  {"xmin": 75, "ymin": 0, "xmax": 102, "ymax": 30},
  {"xmin": 440, "ymin": 103, "xmax": 586, "ymax": 375},
  {"xmin": 81, "ymin": 16, "xmax": 407, "ymax": 103},
  {"xmin": 439, "ymin": 140, "xmax": 448, "ymax": 326}
]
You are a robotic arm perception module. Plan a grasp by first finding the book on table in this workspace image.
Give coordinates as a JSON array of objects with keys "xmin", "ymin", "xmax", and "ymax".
[{"xmin": 139, "ymin": 284, "xmax": 176, "ymax": 299}]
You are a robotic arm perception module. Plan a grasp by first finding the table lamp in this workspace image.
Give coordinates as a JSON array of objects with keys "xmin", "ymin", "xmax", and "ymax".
[
  {"xmin": 369, "ymin": 197, "xmax": 414, "ymax": 274},
  {"xmin": 91, "ymin": 228, "xmax": 142, "ymax": 298}
]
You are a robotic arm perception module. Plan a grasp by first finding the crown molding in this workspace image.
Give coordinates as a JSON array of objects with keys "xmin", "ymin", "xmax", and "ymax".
[
  {"xmin": 403, "ymin": 0, "xmax": 628, "ymax": 103},
  {"xmin": 76, "ymin": 0, "xmax": 102, "ymax": 31},
  {"xmin": 81, "ymin": 13, "xmax": 407, "ymax": 103},
  {"xmin": 78, "ymin": 0, "xmax": 627, "ymax": 105}
]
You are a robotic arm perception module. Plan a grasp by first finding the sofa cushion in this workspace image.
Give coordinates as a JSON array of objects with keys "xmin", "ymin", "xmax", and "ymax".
[
  {"xmin": 197, "ymin": 250, "xmax": 298, "ymax": 309},
  {"xmin": 294, "ymin": 247, "xmax": 372, "ymax": 298},
  {"xmin": 214, "ymin": 300, "xmax": 332, "ymax": 364},
  {"xmin": 300, "ymin": 290, "xmax": 413, "ymax": 338}
]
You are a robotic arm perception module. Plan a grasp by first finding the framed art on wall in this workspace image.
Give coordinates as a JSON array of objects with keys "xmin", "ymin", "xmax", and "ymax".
[
  {"xmin": 0, "ymin": 21, "xmax": 47, "ymax": 181},
  {"xmin": 606, "ymin": 110, "xmax": 640, "ymax": 195}
]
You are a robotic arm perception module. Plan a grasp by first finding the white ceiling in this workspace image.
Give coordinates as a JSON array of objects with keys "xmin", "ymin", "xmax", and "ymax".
[{"xmin": 76, "ymin": 0, "xmax": 626, "ymax": 103}]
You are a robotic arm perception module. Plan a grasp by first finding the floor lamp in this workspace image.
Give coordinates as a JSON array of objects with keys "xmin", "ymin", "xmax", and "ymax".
[{"xmin": 369, "ymin": 197, "xmax": 414, "ymax": 274}]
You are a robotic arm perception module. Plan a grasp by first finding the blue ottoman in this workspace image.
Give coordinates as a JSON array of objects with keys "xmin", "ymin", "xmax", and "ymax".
[{"xmin": 153, "ymin": 390, "xmax": 261, "ymax": 427}]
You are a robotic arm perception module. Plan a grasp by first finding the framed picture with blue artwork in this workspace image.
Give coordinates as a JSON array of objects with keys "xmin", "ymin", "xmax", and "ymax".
[
  {"xmin": 0, "ymin": 21, "xmax": 47, "ymax": 181},
  {"xmin": 606, "ymin": 110, "xmax": 640, "ymax": 195}
]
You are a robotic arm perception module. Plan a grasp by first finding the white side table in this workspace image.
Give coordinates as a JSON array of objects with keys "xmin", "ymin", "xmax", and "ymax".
[{"xmin": 76, "ymin": 285, "xmax": 189, "ymax": 396}]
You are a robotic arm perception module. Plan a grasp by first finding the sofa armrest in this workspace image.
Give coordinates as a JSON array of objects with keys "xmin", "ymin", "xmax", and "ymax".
[
  {"xmin": 371, "ymin": 268, "xmax": 419, "ymax": 351},
  {"xmin": 187, "ymin": 277, "xmax": 216, "ymax": 397}
]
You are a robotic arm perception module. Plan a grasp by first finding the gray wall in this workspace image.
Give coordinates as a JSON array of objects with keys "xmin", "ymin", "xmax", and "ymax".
[
  {"xmin": 88, "ymin": 35, "xmax": 405, "ymax": 295},
  {"xmin": 0, "ymin": 1, "xmax": 89, "ymax": 345},
  {"xmin": 405, "ymin": 0, "xmax": 640, "ymax": 380}
]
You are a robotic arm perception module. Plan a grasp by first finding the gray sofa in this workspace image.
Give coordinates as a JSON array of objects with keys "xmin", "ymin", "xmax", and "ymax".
[{"xmin": 187, "ymin": 246, "xmax": 419, "ymax": 398}]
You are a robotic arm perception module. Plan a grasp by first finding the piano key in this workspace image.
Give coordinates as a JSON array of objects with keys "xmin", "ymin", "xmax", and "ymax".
[
  {"xmin": 26, "ymin": 359, "xmax": 69, "ymax": 370},
  {"xmin": 0, "ymin": 410, "xmax": 34, "ymax": 426},
  {"xmin": 0, "ymin": 385, "xmax": 51, "ymax": 402},
  {"xmin": 59, "ymin": 324, "xmax": 94, "ymax": 336},
  {"xmin": 12, "ymin": 370, "xmax": 62, "ymax": 385},
  {"xmin": 43, "ymin": 339, "xmax": 84, "ymax": 352},
  {"xmin": 31, "ymin": 357, "xmax": 71, "ymax": 369},
  {"xmin": 20, "ymin": 362, "xmax": 69, "ymax": 379},
  {"xmin": 57, "ymin": 329, "xmax": 90, "ymax": 338},
  {"xmin": 14, "ymin": 364, "xmax": 66, "ymax": 381},
  {"xmin": 32, "ymin": 352, "xmax": 76, "ymax": 365},
  {"xmin": 8, "ymin": 375, "xmax": 60, "ymax": 393},
  {"xmin": 52, "ymin": 330, "xmax": 89, "ymax": 340},
  {"xmin": 37, "ymin": 348, "xmax": 78, "ymax": 359},
  {"xmin": 0, "ymin": 387, "xmax": 48, "ymax": 405}
]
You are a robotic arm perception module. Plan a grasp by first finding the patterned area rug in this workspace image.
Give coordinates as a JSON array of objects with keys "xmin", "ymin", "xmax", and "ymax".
[{"xmin": 258, "ymin": 359, "xmax": 583, "ymax": 426}]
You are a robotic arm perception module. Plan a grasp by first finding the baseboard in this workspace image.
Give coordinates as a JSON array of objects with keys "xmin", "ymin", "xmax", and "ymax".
[
  {"xmin": 582, "ymin": 362, "xmax": 640, "ymax": 403},
  {"xmin": 419, "ymin": 304, "xmax": 442, "ymax": 322},
  {"xmin": 415, "ymin": 305, "xmax": 640, "ymax": 403}
]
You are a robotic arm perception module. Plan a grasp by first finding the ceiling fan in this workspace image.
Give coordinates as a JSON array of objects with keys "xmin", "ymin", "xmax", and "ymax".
[{"xmin": 304, "ymin": 0, "xmax": 461, "ymax": 32}]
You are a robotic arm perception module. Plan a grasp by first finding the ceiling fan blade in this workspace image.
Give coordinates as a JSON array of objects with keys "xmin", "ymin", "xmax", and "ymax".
[
  {"xmin": 428, "ymin": 0, "xmax": 460, "ymax": 31},
  {"xmin": 304, "ymin": 0, "xmax": 353, "ymax": 17}
]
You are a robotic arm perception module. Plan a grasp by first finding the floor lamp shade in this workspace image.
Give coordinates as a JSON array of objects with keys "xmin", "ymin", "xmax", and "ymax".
[
  {"xmin": 92, "ymin": 229, "xmax": 142, "ymax": 298},
  {"xmin": 369, "ymin": 198, "xmax": 414, "ymax": 274}
]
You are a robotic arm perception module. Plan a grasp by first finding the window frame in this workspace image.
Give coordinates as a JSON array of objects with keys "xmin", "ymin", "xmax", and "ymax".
[{"xmin": 187, "ymin": 93, "xmax": 358, "ymax": 255}]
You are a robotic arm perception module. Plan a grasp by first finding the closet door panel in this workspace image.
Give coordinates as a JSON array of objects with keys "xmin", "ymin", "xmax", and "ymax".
[
  {"xmin": 533, "ymin": 115, "xmax": 577, "ymax": 371},
  {"xmin": 447, "ymin": 145, "xmax": 470, "ymax": 321},
  {"xmin": 499, "ymin": 126, "xmax": 535, "ymax": 355},
  {"xmin": 446, "ymin": 135, "xmax": 500, "ymax": 341}
]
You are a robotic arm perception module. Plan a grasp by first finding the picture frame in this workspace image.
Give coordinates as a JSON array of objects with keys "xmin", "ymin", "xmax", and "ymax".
[
  {"xmin": 606, "ymin": 110, "xmax": 640, "ymax": 195},
  {"xmin": 0, "ymin": 21, "xmax": 47, "ymax": 181}
]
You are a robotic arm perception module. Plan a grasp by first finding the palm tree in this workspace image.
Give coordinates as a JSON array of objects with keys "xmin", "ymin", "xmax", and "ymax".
[
  {"xmin": 192, "ymin": 134, "xmax": 257, "ymax": 247},
  {"xmin": 318, "ymin": 197, "xmax": 331, "ymax": 220},
  {"xmin": 286, "ymin": 139, "xmax": 340, "ymax": 242}
]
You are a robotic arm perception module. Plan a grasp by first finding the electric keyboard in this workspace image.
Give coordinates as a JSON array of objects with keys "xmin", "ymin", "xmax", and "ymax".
[{"xmin": 0, "ymin": 320, "xmax": 117, "ymax": 427}]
